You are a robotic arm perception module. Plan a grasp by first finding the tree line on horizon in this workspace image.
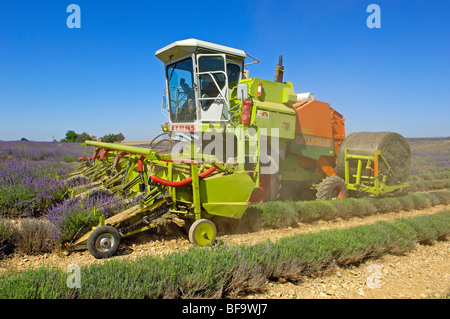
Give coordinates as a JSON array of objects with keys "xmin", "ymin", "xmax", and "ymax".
[{"xmin": 60, "ymin": 130, "xmax": 125, "ymax": 143}]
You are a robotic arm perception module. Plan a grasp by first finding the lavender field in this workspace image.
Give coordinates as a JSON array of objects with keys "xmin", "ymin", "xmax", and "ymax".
[
  {"xmin": 0, "ymin": 141, "xmax": 140, "ymax": 255},
  {"xmin": 407, "ymin": 137, "xmax": 450, "ymax": 174},
  {"xmin": 0, "ymin": 141, "xmax": 91, "ymax": 217}
]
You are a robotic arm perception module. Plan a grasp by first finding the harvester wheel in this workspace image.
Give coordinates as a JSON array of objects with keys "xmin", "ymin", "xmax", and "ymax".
[
  {"xmin": 316, "ymin": 176, "xmax": 347, "ymax": 200},
  {"xmin": 87, "ymin": 226, "xmax": 121, "ymax": 259},
  {"xmin": 188, "ymin": 219, "xmax": 217, "ymax": 247}
]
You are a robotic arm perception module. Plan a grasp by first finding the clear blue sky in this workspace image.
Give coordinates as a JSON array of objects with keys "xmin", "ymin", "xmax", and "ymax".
[{"xmin": 1, "ymin": 0, "xmax": 449, "ymax": 141}]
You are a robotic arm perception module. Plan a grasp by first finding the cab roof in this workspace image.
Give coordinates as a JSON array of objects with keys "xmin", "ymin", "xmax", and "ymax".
[{"xmin": 155, "ymin": 38, "xmax": 247, "ymax": 63}]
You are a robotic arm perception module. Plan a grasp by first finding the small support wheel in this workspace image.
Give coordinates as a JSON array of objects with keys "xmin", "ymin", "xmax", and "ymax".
[
  {"xmin": 188, "ymin": 219, "xmax": 217, "ymax": 247},
  {"xmin": 316, "ymin": 176, "xmax": 348, "ymax": 200},
  {"xmin": 87, "ymin": 226, "xmax": 121, "ymax": 259}
]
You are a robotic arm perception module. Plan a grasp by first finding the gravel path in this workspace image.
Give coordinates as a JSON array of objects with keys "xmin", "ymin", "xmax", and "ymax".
[{"xmin": 243, "ymin": 239, "xmax": 449, "ymax": 299}]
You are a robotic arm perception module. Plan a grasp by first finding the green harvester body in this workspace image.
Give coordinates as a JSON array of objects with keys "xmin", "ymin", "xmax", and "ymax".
[{"xmin": 70, "ymin": 39, "xmax": 408, "ymax": 256}]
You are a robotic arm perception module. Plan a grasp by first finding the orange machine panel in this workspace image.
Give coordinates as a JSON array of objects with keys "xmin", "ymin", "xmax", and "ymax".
[
  {"xmin": 292, "ymin": 100, "xmax": 334, "ymax": 138},
  {"xmin": 291, "ymin": 99, "xmax": 345, "ymax": 163}
]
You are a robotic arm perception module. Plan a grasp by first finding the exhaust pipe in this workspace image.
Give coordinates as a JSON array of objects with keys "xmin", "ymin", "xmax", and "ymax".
[{"xmin": 275, "ymin": 55, "xmax": 284, "ymax": 82}]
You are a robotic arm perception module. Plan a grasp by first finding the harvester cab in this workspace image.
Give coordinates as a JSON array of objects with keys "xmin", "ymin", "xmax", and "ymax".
[{"xmin": 155, "ymin": 39, "xmax": 247, "ymax": 127}]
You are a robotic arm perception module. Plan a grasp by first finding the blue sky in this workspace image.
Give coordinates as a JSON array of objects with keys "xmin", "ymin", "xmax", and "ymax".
[{"xmin": 0, "ymin": 0, "xmax": 449, "ymax": 141}]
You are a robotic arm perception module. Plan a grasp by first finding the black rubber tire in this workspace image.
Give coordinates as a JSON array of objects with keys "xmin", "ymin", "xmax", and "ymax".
[
  {"xmin": 316, "ymin": 176, "xmax": 348, "ymax": 200},
  {"xmin": 87, "ymin": 226, "xmax": 121, "ymax": 259}
]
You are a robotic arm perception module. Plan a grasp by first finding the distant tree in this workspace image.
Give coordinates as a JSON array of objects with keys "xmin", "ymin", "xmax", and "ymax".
[
  {"xmin": 116, "ymin": 133, "xmax": 125, "ymax": 142},
  {"xmin": 20, "ymin": 137, "xmax": 29, "ymax": 141},
  {"xmin": 75, "ymin": 132, "xmax": 92, "ymax": 143},
  {"xmin": 59, "ymin": 130, "xmax": 124, "ymax": 143},
  {"xmin": 61, "ymin": 130, "xmax": 79, "ymax": 143},
  {"xmin": 102, "ymin": 133, "xmax": 125, "ymax": 143}
]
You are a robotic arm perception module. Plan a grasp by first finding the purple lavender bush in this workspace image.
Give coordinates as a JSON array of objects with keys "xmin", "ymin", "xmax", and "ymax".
[
  {"xmin": 0, "ymin": 140, "xmax": 92, "ymax": 162},
  {"xmin": 0, "ymin": 141, "xmax": 94, "ymax": 217},
  {"xmin": 46, "ymin": 195, "xmax": 135, "ymax": 245},
  {"xmin": 407, "ymin": 138, "xmax": 450, "ymax": 176},
  {"xmin": 0, "ymin": 160, "xmax": 70, "ymax": 217}
]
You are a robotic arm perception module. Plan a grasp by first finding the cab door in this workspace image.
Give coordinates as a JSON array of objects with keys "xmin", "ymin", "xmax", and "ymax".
[{"xmin": 196, "ymin": 54, "xmax": 229, "ymax": 122}]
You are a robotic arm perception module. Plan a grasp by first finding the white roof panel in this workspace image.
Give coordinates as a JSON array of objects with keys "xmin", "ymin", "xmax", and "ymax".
[{"xmin": 155, "ymin": 38, "xmax": 246, "ymax": 63}]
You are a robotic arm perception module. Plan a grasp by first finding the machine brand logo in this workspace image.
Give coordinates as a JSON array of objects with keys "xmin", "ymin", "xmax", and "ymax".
[
  {"xmin": 295, "ymin": 136, "xmax": 332, "ymax": 147},
  {"xmin": 170, "ymin": 125, "xmax": 197, "ymax": 132}
]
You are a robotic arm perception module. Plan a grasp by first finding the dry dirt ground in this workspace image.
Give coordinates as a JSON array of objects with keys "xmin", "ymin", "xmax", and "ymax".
[
  {"xmin": 1, "ymin": 204, "xmax": 449, "ymax": 299},
  {"xmin": 244, "ymin": 239, "xmax": 449, "ymax": 299}
]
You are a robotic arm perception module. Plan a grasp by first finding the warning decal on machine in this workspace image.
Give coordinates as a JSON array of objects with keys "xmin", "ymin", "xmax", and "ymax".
[{"xmin": 256, "ymin": 110, "xmax": 269, "ymax": 119}]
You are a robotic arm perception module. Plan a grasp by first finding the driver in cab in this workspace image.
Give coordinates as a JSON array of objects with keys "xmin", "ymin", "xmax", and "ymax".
[{"xmin": 177, "ymin": 78, "xmax": 196, "ymax": 122}]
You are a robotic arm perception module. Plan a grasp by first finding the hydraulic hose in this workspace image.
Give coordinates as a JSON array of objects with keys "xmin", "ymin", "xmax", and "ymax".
[
  {"xmin": 100, "ymin": 149, "xmax": 112, "ymax": 161},
  {"xmin": 113, "ymin": 151, "xmax": 129, "ymax": 168},
  {"xmin": 150, "ymin": 166, "xmax": 217, "ymax": 187},
  {"xmin": 78, "ymin": 147, "xmax": 102, "ymax": 162}
]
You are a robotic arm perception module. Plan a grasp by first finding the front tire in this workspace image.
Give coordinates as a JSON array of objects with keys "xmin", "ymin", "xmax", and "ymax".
[
  {"xmin": 87, "ymin": 226, "xmax": 121, "ymax": 259},
  {"xmin": 188, "ymin": 219, "xmax": 217, "ymax": 247}
]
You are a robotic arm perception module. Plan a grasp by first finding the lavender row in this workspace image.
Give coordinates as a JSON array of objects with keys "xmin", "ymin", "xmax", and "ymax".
[
  {"xmin": 0, "ymin": 140, "xmax": 93, "ymax": 162},
  {"xmin": 46, "ymin": 195, "xmax": 137, "ymax": 244},
  {"xmin": 0, "ymin": 141, "xmax": 94, "ymax": 217}
]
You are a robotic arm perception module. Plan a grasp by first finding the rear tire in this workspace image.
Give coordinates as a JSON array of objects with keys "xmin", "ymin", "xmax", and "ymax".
[
  {"xmin": 316, "ymin": 176, "xmax": 348, "ymax": 200},
  {"xmin": 87, "ymin": 226, "xmax": 121, "ymax": 259}
]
